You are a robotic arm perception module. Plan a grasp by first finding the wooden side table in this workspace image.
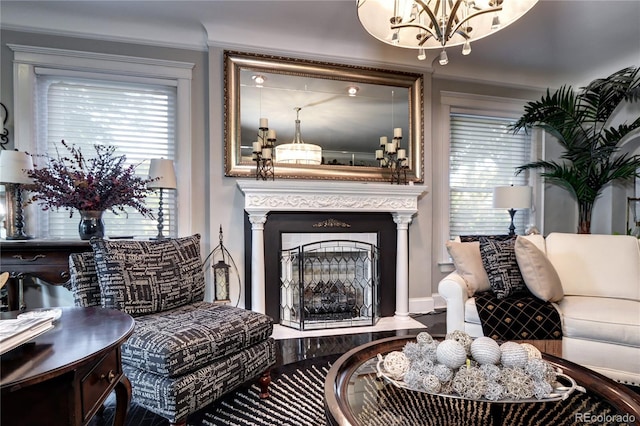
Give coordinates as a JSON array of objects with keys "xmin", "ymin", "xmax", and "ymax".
[
  {"xmin": 0, "ymin": 240, "xmax": 91, "ymax": 310},
  {"xmin": 1, "ymin": 307, "xmax": 135, "ymax": 426}
]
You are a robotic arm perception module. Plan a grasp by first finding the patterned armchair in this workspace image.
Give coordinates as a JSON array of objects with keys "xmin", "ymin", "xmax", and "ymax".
[{"xmin": 67, "ymin": 234, "xmax": 276, "ymax": 426}]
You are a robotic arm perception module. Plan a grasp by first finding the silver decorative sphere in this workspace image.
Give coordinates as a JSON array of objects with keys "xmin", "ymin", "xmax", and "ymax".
[
  {"xmin": 470, "ymin": 337, "xmax": 501, "ymax": 365},
  {"xmin": 436, "ymin": 339, "xmax": 467, "ymax": 369},
  {"xmin": 500, "ymin": 342, "xmax": 529, "ymax": 369}
]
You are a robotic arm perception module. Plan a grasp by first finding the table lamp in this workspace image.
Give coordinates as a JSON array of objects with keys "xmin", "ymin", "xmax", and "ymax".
[
  {"xmin": 0, "ymin": 149, "xmax": 34, "ymax": 239},
  {"xmin": 148, "ymin": 158, "xmax": 177, "ymax": 240},
  {"xmin": 493, "ymin": 185, "xmax": 532, "ymax": 236}
]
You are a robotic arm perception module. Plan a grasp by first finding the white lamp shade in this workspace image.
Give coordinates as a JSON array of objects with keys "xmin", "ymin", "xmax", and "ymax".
[
  {"xmin": 148, "ymin": 158, "xmax": 177, "ymax": 189},
  {"xmin": 493, "ymin": 185, "xmax": 532, "ymax": 209},
  {"xmin": 0, "ymin": 150, "xmax": 34, "ymax": 184}
]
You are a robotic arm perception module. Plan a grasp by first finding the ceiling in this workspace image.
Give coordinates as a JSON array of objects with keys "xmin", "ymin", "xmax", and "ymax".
[
  {"xmin": 2, "ymin": 1, "xmax": 638, "ymax": 162},
  {"xmin": 2, "ymin": 1, "xmax": 639, "ymax": 89}
]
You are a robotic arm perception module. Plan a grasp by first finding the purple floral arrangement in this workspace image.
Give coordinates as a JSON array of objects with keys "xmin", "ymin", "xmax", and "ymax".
[{"xmin": 27, "ymin": 140, "xmax": 157, "ymax": 218}]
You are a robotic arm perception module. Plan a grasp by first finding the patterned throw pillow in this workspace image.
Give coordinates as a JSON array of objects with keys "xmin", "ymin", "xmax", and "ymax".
[
  {"xmin": 90, "ymin": 234, "xmax": 205, "ymax": 316},
  {"xmin": 479, "ymin": 237, "xmax": 528, "ymax": 299}
]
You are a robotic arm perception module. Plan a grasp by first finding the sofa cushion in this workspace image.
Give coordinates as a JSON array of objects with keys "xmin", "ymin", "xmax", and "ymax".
[
  {"xmin": 121, "ymin": 302, "xmax": 274, "ymax": 377},
  {"xmin": 68, "ymin": 252, "xmax": 102, "ymax": 307},
  {"xmin": 515, "ymin": 236, "xmax": 564, "ymax": 302},
  {"xmin": 90, "ymin": 235, "xmax": 205, "ymax": 316},
  {"xmin": 479, "ymin": 237, "xmax": 528, "ymax": 299},
  {"xmin": 559, "ymin": 295, "xmax": 640, "ymax": 347},
  {"xmin": 446, "ymin": 241, "xmax": 491, "ymax": 297},
  {"xmin": 464, "ymin": 297, "xmax": 482, "ymax": 325},
  {"xmin": 546, "ymin": 233, "xmax": 640, "ymax": 300}
]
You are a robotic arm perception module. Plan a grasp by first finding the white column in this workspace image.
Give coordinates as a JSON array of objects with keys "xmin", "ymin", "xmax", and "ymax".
[
  {"xmin": 392, "ymin": 212, "xmax": 413, "ymax": 319},
  {"xmin": 248, "ymin": 212, "xmax": 268, "ymax": 313}
]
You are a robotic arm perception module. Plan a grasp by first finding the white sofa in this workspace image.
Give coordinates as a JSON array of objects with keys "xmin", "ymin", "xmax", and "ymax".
[{"xmin": 439, "ymin": 232, "xmax": 640, "ymax": 385}]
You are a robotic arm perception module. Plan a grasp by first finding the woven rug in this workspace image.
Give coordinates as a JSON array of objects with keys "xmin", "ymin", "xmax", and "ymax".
[
  {"xmin": 91, "ymin": 352, "xmax": 638, "ymax": 426},
  {"xmin": 89, "ymin": 355, "xmax": 336, "ymax": 426}
]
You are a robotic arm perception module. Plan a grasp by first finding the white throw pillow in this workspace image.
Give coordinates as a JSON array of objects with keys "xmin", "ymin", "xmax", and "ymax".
[
  {"xmin": 514, "ymin": 236, "xmax": 564, "ymax": 302},
  {"xmin": 446, "ymin": 241, "xmax": 491, "ymax": 297}
]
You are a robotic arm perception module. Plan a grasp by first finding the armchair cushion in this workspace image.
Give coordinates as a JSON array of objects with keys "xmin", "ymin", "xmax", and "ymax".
[
  {"xmin": 68, "ymin": 251, "xmax": 102, "ymax": 307},
  {"xmin": 90, "ymin": 235, "xmax": 205, "ymax": 316},
  {"xmin": 121, "ymin": 301, "xmax": 274, "ymax": 377}
]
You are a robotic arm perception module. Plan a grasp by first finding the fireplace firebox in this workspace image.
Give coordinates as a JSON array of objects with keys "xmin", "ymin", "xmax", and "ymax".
[{"xmin": 280, "ymin": 240, "xmax": 379, "ymax": 330}]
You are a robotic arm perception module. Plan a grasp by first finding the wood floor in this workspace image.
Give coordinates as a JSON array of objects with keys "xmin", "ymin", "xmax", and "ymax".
[{"xmin": 275, "ymin": 310, "xmax": 446, "ymax": 367}]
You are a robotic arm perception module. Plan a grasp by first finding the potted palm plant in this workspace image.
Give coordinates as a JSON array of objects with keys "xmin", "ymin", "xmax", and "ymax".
[{"xmin": 512, "ymin": 66, "xmax": 640, "ymax": 234}]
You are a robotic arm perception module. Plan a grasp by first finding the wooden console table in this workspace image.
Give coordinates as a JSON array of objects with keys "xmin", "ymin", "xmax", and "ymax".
[
  {"xmin": 0, "ymin": 240, "xmax": 91, "ymax": 310},
  {"xmin": 1, "ymin": 307, "xmax": 135, "ymax": 425}
]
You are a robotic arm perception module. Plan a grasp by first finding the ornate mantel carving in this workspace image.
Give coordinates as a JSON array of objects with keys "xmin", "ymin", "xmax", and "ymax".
[{"xmin": 237, "ymin": 181, "xmax": 426, "ymax": 214}]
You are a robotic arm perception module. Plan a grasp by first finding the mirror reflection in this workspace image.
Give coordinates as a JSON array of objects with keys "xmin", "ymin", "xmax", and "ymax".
[
  {"xmin": 225, "ymin": 51, "xmax": 424, "ymax": 182},
  {"xmin": 240, "ymin": 70, "xmax": 409, "ymax": 167}
]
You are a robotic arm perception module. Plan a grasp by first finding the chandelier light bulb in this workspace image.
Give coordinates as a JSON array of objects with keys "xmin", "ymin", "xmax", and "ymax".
[
  {"xmin": 417, "ymin": 48, "xmax": 426, "ymax": 61},
  {"xmin": 439, "ymin": 49, "xmax": 449, "ymax": 65},
  {"xmin": 462, "ymin": 40, "xmax": 472, "ymax": 55},
  {"xmin": 391, "ymin": 29, "xmax": 400, "ymax": 44},
  {"xmin": 491, "ymin": 14, "xmax": 501, "ymax": 30}
]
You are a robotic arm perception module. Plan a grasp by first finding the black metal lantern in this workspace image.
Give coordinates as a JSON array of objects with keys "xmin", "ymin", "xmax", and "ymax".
[
  {"xmin": 204, "ymin": 225, "xmax": 239, "ymax": 304},
  {"xmin": 213, "ymin": 259, "xmax": 230, "ymax": 302}
]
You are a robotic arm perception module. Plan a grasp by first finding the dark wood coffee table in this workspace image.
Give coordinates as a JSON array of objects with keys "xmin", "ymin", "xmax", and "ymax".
[
  {"xmin": 325, "ymin": 335, "xmax": 640, "ymax": 425},
  {"xmin": 1, "ymin": 307, "xmax": 135, "ymax": 426}
]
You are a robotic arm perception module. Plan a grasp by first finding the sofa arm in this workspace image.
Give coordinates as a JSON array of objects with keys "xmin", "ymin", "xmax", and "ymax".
[{"xmin": 438, "ymin": 272, "xmax": 469, "ymax": 334}]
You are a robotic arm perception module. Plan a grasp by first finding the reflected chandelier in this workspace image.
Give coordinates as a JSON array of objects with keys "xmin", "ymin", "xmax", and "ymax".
[
  {"xmin": 357, "ymin": 0, "xmax": 538, "ymax": 65},
  {"xmin": 275, "ymin": 107, "xmax": 322, "ymax": 165}
]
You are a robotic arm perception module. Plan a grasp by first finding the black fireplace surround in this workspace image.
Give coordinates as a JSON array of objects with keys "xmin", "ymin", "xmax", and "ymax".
[{"xmin": 244, "ymin": 211, "xmax": 398, "ymax": 323}]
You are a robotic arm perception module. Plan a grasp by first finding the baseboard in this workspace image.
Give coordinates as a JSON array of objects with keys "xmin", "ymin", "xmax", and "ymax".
[{"xmin": 409, "ymin": 295, "xmax": 446, "ymax": 314}]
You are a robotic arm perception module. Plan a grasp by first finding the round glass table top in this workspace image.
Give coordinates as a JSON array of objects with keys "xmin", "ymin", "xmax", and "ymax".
[{"xmin": 324, "ymin": 335, "xmax": 640, "ymax": 426}]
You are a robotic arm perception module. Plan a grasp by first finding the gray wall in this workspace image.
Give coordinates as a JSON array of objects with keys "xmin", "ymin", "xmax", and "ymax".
[{"xmin": 2, "ymin": 28, "xmax": 634, "ymax": 311}]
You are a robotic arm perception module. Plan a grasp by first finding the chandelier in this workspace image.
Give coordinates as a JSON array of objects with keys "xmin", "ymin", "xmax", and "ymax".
[
  {"xmin": 275, "ymin": 107, "xmax": 322, "ymax": 165},
  {"xmin": 356, "ymin": 0, "xmax": 538, "ymax": 65}
]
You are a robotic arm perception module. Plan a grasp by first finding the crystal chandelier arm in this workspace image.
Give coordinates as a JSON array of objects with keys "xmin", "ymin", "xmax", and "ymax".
[
  {"xmin": 392, "ymin": 0, "xmax": 503, "ymax": 46},
  {"xmin": 448, "ymin": 6, "xmax": 502, "ymax": 41}
]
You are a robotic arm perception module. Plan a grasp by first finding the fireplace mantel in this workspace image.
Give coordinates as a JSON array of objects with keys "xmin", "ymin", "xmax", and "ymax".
[
  {"xmin": 237, "ymin": 180, "xmax": 428, "ymax": 320},
  {"xmin": 237, "ymin": 180, "xmax": 426, "ymax": 214}
]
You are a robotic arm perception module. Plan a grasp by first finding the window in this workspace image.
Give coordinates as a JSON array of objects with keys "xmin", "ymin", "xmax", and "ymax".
[
  {"xmin": 449, "ymin": 113, "xmax": 531, "ymax": 238},
  {"xmin": 10, "ymin": 44, "xmax": 194, "ymax": 238},
  {"xmin": 35, "ymin": 75, "xmax": 177, "ymax": 238}
]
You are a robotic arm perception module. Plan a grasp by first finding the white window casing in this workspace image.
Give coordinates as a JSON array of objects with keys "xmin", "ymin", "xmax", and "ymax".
[{"xmin": 10, "ymin": 44, "xmax": 194, "ymax": 238}]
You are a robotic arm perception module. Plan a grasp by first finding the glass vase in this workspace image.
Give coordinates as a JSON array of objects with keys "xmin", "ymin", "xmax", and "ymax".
[{"xmin": 78, "ymin": 210, "xmax": 105, "ymax": 240}]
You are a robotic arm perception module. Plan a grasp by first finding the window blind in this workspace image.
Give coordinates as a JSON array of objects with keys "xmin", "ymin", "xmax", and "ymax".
[
  {"xmin": 449, "ymin": 113, "xmax": 531, "ymax": 238},
  {"xmin": 35, "ymin": 76, "xmax": 177, "ymax": 239}
]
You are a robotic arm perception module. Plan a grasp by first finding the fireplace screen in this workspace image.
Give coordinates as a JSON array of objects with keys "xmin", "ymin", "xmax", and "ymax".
[{"xmin": 280, "ymin": 240, "xmax": 380, "ymax": 330}]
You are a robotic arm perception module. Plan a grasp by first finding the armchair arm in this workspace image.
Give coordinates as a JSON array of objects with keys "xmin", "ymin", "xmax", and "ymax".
[{"xmin": 438, "ymin": 271, "xmax": 469, "ymax": 334}]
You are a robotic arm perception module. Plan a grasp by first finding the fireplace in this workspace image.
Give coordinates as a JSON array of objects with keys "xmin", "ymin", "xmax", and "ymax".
[
  {"xmin": 237, "ymin": 180, "xmax": 427, "ymax": 322},
  {"xmin": 280, "ymin": 238, "xmax": 380, "ymax": 330},
  {"xmin": 245, "ymin": 211, "xmax": 396, "ymax": 323}
]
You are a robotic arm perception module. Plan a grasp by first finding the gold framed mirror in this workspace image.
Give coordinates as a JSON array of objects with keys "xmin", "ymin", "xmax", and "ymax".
[{"xmin": 224, "ymin": 51, "xmax": 424, "ymax": 182}]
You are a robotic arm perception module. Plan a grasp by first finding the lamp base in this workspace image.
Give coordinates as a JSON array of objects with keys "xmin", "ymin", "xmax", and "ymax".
[
  {"xmin": 5, "ymin": 233, "xmax": 34, "ymax": 240},
  {"xmin": 508, "ymin": 208, "xmax": 517, "ymax": 236}
]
